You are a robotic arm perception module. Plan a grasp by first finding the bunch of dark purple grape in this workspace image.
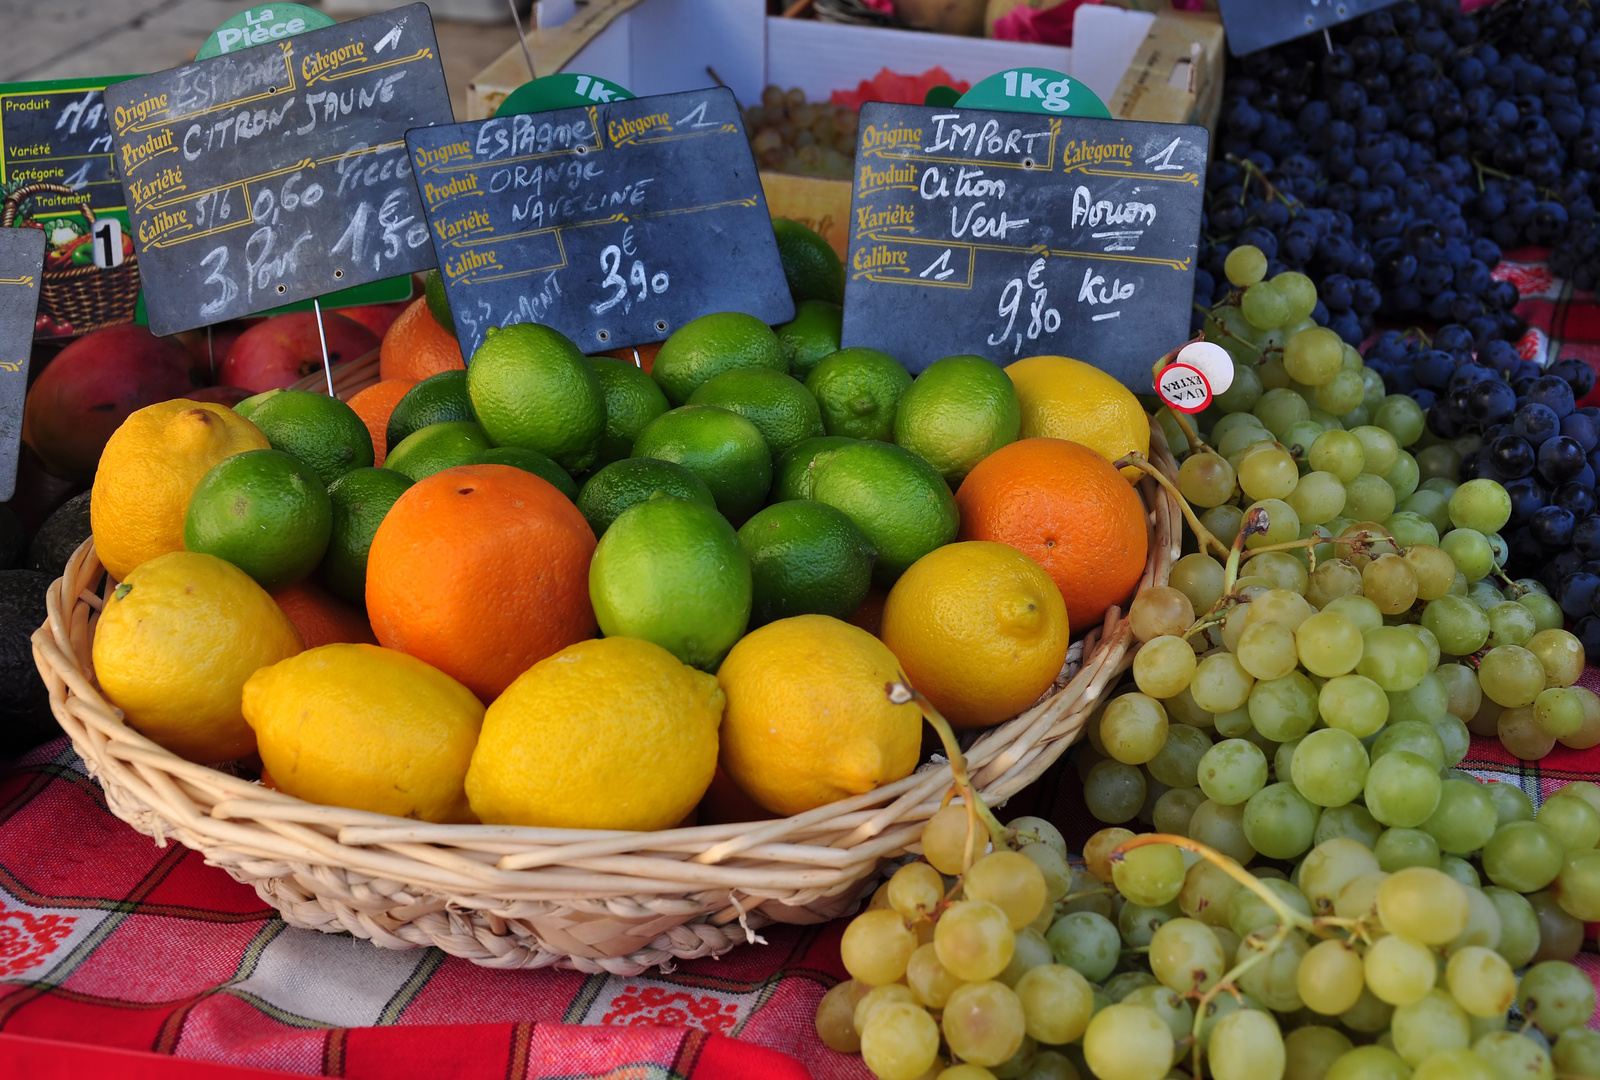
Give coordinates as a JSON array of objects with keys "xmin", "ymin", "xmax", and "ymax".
[
  {"xmin": 1457, "ymin": 1, "xmax": 1600, "ymax": 290},
  {"xmin": 1195, "ymin": 0, "xmax": 1600, "ymax": 348},
  {"xmin": 1365, "ymin": 324, "xmax": 1600, "ymax": 658}
]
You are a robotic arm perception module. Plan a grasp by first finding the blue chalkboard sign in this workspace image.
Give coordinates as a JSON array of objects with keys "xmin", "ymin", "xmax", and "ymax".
[
  {"xmin": 406, "ymin": 87, "xmax": 793, "ymax": 361},
  {"xmin": 105, "ymin": 4, "xmax": 453, "ymax": 335},
  {"xmin": 840, "ymin": 102, "xmax": 1208, "ymax": 390}
]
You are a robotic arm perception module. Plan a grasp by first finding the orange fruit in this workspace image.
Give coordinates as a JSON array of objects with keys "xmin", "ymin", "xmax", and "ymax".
[
  {"xmin": 347, "ymin": 379, "xmax": 416, "ymax": 466},
  {"xmin": 365, "ymin": 464, "xmax": 597, "ymax": 700},
  {"xmin": 955, "ymin": 437, "xmax": 1147, "ymax": 632},
  {"xmin": 379, "ymin": 298, "xmax": 465, "ymax": 382},
  {"xmin": 270, "ymin": 578, "xmax": 378, "ymax": 648}
]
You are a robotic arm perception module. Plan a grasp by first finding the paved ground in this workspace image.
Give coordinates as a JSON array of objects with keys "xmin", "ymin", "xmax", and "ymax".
[{"xmin": 0, "ymin": 0, "xmax": 524, "ymax": 120}]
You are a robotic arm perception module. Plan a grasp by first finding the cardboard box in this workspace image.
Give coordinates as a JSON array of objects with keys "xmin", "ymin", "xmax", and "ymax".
[
  {"xmin": 467, "ymin": 1, "xmax": 1224, "ymax": 259},
  {"xmin": 468, "ymin": 1, "xmax": 1222, "ymax": 129}
]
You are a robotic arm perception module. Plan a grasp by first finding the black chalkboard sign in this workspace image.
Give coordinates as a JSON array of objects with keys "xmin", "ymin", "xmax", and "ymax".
[
  {"xmin": 1217, "ymin": 0, "xmax": 1397, "ymax": 56},
  {"xmin": 405, "ymin": 87, "xmax": 793, "ymax": 361},
  {"xmin": 840, "ymin": 104, "xmax": 1208, "ymax": 391},
  {"xmin": 104, "ymin": 4, "xmax": 452, "ymax": 336},
  {"xmin": 0, "ymin": 228, "xmax": 46, "ymax": 501}
]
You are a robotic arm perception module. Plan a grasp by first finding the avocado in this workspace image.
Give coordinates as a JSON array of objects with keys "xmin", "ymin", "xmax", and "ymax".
[
  {"xmin": 0, "ymin": 569, "xmax": 57, "ymax": 756},
  {"xmin": 28, "ymin": 491, "xmax": 92, "ymax": 580},
  {"xmin": 0, "ymin": 504, "xmax": 24, "ymax": 571}
]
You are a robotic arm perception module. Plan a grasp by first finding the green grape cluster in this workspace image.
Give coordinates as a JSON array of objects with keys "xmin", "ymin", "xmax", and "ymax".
[{"xmin": 819, "ymin": 803, "xmax": 1600, "ymax": 1080}]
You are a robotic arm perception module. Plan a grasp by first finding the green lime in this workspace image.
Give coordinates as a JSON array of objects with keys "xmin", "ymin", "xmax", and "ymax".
[
  {"xmin": 590, "ymin": 355, "xmax": 670, "ymax": 467},
  {"xmin": 320, "ymin": 467, "xmax": 413, "ymax": 605},
  {"xmin": 576, "ymin": 457, "xmax": 716, "ymax": 537},
  {"xmin": 892, "ymin": 354, "xmax": 1021, "ymax": 485},
  {"xmin": 246, "ymin": 390, "xmax": 375, "ymax": 486},
  {"xmin": 234, "ymin": 388, "xmax": 282, "ymax": 419},
  {"xmin": 424, "ymin": 268, "xmax": 455, "ymax": 334},
  {"xmin": 809, "ymin": 441, "xmax": 958, "ymax": 587},
  {"xmin": 651, "ymin": 312, "xmax": 789, "ymax": 406},
  {"xmin": 776, "ymin": 299, "xmax": 843, "ymax": 381},
  {"xmin": 467, "ymin": 322, "xmax": 606, "ymax": 473},
  {"xmin": 773, "ymin": 218, "xmax": 845, "ymax": 305},
  {"xmin": 183, "ymin": 449, "xmax": 331, "ymax": 591},
  {"xmin": 631, "ymin": 405, "xmax": 772, "ymax": 524},
  {"xmin": 468, "ymin": 446, "xmax": 578, "ymax": 500},
  {"xmin": 771, "ymin": 435, "xmax": 855, "ymax": 502},
  {"xmin": 387, "ymin": 370, "xmax": 474, "ymax": 450},
  {"xmin": 588, "ymin": 496, "xmax": 752, "ymax": 670},
  {"xmin": 805, "ymin": 347, "xmax": 913, "ymax": 442},
  {"xmin": 687, "ymin": 367, "xmax": 824, "ymax": 458},
  {"xmin": 737, "ymin": 500, "xmax": 875, "ymax": 627},
  {"xmin": 384, "ymin": 420, "xmax": 493, "ymax": 482}
]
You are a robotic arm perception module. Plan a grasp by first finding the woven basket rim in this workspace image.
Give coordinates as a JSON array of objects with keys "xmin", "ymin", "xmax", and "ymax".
[{"xmin": 30, "ymin": 415, "xmax": 1180, "ymax": 970}]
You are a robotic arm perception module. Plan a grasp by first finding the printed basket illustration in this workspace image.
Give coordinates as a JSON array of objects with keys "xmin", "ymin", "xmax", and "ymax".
[
  {"xmin": 31, "ymin": 417, "xmax": 1179, "ymax": 975},
  {"xmin": 2, "ymin": 183, "xmax": 141, "ymax": 335}
]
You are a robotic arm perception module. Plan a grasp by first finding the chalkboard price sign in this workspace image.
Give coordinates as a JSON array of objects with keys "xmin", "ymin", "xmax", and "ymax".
[
  {"xmin": 104, "ymin": 4, "xmax": 453, "ymax": 336},
  {"xmin": 1216, "ymin": 0, "xmax": 1397, "ymax": 56},
  {"xmin": 406, "ymin": 87, "xmax": 793, "ymax": 361},
  {"xmin": 840, "ymin": 103, "xmax": 1208, "ymax": 391},
  {"xmin": 0, "ymin": 227, "xmax": 46, "ymax": 501}
]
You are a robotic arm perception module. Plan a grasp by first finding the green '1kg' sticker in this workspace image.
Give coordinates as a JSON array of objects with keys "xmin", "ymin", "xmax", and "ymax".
[{"xmin": 956, "ymin": 68, "xmax": 1110, "ymax": 118}]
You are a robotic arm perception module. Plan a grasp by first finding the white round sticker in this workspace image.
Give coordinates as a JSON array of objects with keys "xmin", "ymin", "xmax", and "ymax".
[
  {"xmin": 1157, "ymin": 362, "xmax": 1212, "ymax": 414},
  {"xmin": 1177, "ymin": 340, "xmax": 1234, "ymax": 395}
]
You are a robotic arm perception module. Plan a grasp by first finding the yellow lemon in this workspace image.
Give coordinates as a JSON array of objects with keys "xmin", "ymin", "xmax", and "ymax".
[
  {"xmin": 243, "ymin": 643, "xmax": 484, "ymax": 823},
  {"xmin": 92, "ymin": 551, "xmax": 302, "ymax": 762},
  {"xmin": 466, "ymin": 637, "xmax": 724, "ymax": 831},
  {"xmin": 1005, "ymin": 355, "xmax": 1149, "ymax": 477},
  {"xmin": 880, "ymin": 542, "xmax": 1070, "ymax": 730},
  {"xmin": 717, "ymin": 614, "xmax": 922, "ymax": 816},
  {"xmin": 91, "ymin": 400, "xmax": 271, "ymax": 580}
]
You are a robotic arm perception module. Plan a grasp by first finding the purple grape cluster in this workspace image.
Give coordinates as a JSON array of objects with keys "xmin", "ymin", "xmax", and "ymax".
[
  {"xmin": 1366, "ymin": 323, "xmax": 1600, "ymax": 657},
  {"xmin": 1197, "ymin": 0, "xmax": 1600, "ymax": 349}
]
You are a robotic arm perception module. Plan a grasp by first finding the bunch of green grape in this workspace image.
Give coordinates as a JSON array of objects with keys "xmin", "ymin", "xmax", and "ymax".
[
  {"xmin": 745, "ymin": 86, "xmax": 858, "ymax": 179},
  {"xmin": 1143, "ymin": 244, "xmax": 1588, "ymax": 772},
  {"xmin": 816, "ymin": 804, "xmax": 1600, "ymax": 1080}
]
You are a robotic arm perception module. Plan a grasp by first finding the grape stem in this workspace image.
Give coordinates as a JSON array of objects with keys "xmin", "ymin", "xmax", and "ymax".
[
  {"xmin": 1113, "ymin": 453, "xmax": 1231, "ymax": 559},
  {"xmin": 1240, "ymin": 528, "xmax": 1403, "ymax": 562},
  {"xmin": 887, "ymin": 681, "xmax": 1009, "ymax": 870},
  {"xmin": 1109, "ymin": 833, "xmax": 1356, "ymax": 1080}
]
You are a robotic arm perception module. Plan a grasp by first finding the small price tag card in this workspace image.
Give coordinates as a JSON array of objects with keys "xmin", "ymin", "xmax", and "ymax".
[
  {"xmin": 839, "ymin": 102, "xmax": 1208, "ymax": 390},
  {"xmin": 105, "ymin": 4, "xmax": 453, "ymax": 335},
  {"xmin": 0, "ymin": 75, "xmax": 140, "ymax": 337},
  {"xmin": 0, "ymin": 228, "xmax": 46, "ymax": 499},
  {"xmin": 405, "ymin": 87, "xmax": 793, "ymax": 361}
]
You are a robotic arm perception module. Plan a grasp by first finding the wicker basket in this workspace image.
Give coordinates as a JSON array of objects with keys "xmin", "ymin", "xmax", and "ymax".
[{"xmin": 30, "ymin": 419, "xmax": 1179, "ymax": 975}]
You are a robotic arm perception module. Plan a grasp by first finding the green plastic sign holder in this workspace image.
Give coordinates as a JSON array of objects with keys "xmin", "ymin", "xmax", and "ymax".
[
  {"xmin": 197, "ymin": 3, "xmax": 334, "ymax": 59},
  {"xmin": 956, "ymin": 68, "xmax": 1110, "ymax": 118},
  {"xmin": 494, "ymin": 73, "xmax": 636, "ymax": 117}
]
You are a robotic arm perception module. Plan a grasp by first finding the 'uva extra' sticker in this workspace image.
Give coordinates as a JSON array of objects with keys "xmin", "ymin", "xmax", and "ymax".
[{"xmin": 1157, "ymin": 362, "xmax": 1212, "ymax": 414}]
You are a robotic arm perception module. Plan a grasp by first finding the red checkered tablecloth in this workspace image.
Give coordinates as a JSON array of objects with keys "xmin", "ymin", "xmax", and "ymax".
[{"xmin": 2, "ymin": 721, "xmax": 1597, "ymax": 1080}]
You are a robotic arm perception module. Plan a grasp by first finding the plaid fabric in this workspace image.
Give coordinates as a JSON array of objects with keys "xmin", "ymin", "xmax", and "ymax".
[
  {"xmin": 1492, "ymin": 246, "xmax": 1600, "ymax": 377},
  {"xmin": 0, "ymin": 741, "xmax": 855, "ymax": 1080}
]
